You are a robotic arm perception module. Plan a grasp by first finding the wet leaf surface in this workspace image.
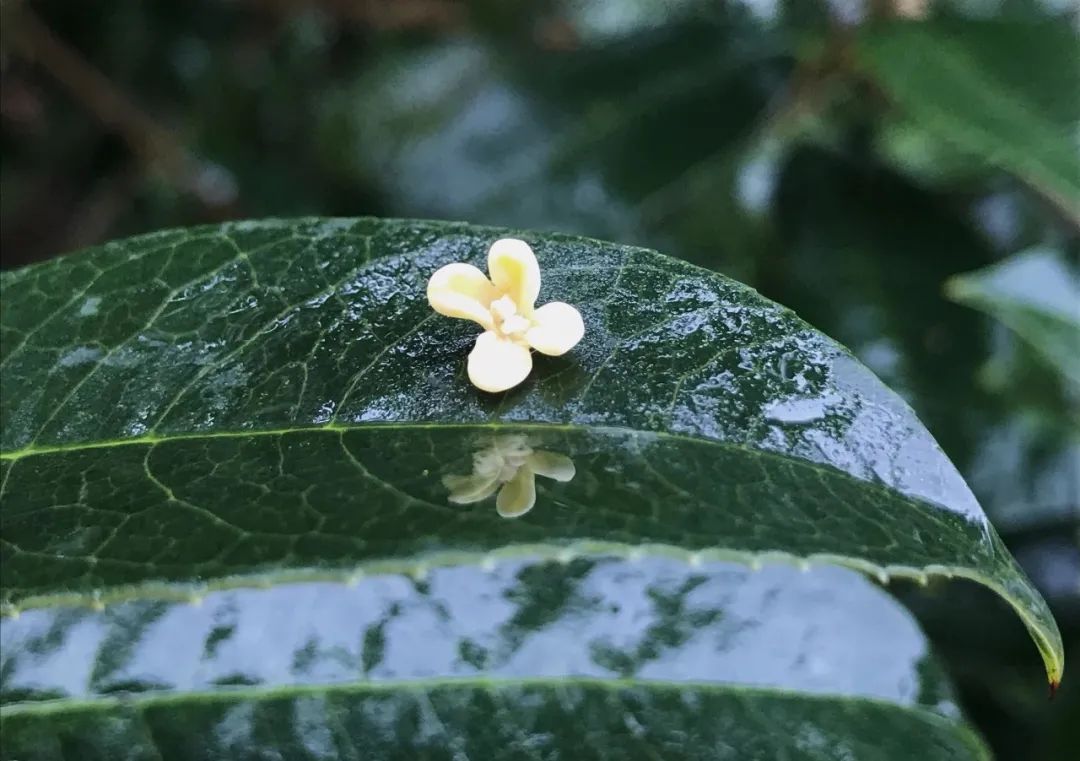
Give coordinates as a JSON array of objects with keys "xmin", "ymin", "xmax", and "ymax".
[
  {"xmin": 0, "ymin": 217, "xmax": 1060, "ymax": 669},
  {"xmin": 3, "ymin": 680, "xmax": 989, "ymax": 761},
  {"xmin": 763, "ymin": 148, "xmax": 1080, "ymax": 530},
  {"xmin": 0, "ymin": 217, "xmax": 1061, "ymax": 758},
  {"xmin": 1, "ymin": 559, "xmax": 981, "ymax": 760}
]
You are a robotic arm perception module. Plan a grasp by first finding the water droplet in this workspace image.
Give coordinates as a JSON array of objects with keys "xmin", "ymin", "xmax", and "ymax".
[
  {"xmin": 763, "ymin": 395, "xmax": 838, "ymax": 424},
  {"xmin": 77, "ymin": 296, "xmax": 101, "ymax": 317}
]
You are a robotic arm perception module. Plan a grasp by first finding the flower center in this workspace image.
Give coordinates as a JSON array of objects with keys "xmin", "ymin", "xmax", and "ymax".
[
  {"xmin": 473, "ymin": 436, "xmax": 533, "ymax": 483},
  {"xmin": 490, "ymin": 295, "xmax": 531, "ymax": 340}
]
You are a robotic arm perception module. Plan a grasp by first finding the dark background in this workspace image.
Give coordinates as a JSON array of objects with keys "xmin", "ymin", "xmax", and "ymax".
[{"xmin": 1, "ymin": 1, "xmax": 1077, "ymax": 758}]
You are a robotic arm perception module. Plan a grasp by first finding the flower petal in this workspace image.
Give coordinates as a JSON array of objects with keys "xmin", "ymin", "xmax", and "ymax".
[
  {"xmin": 496, "ymin": 465, "xmax": 537, "ymax": 518},
  {"xmin": 488, "ymin": 239, "xmax": 541, "ymax": 315},
  {"xmin": 443, "ymin": 473, "xmax": 500, "ymax": 504},
  {"xmin": 427, "ymin": 263, "xmax": 499, "ymax": 329},
  {"xmin": 467, "ymin": 331, "xmax": 533, "ymax": 393},
  {"xmin": 525, "ymin": 302, "xmax": 585, "ymax": 356},
  {"xmin": 526, "ymin": 451, "xmax": 576, "ymax": 482}
]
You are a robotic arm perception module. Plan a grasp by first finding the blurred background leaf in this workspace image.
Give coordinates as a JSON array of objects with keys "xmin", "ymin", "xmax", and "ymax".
[
  {"xmin": 855, "ymin": 17, "xmax": 1080, "ymax": 223},
  {"xmin": 1, "ymin": 1, "xmax": 1077, "ymax": 758},
  {"xmin": 946, "ymin": 247, "xmax": 1080, "ymax": 385}
]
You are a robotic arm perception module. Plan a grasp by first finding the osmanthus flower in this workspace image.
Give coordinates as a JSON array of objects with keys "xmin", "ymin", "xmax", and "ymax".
[
  {"xmin": 427, "ymin": 238, "xmax": 585, "ymax": 393},
  {"xmin": 443, "ymin": 435, "xmax": 576, "ymax": 518}
]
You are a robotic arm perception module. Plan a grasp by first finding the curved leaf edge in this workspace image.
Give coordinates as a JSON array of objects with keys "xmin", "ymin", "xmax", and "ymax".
[
  {"xmin": 0, "ymin": 216, "xmax": 781, "ymax": 322},
  {"xmin": 0, "ymin": 536, "xmax": 1062, "ymax": 687},
  {"xmin": 0, "ymin": 675, "xmax": 993, "ymax": 760}
]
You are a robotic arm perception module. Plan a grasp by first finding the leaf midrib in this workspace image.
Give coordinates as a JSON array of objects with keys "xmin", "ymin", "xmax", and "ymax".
[
  {"xmin": 0, "ymin": 418, "xmax": 997, "ymax": 571},
  {"xmin": 0, "ymin": 418, "xmax": 968, "ymax": 519}
]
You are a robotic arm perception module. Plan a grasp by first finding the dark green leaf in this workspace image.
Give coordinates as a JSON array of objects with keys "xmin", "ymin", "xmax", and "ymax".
[
  {"xmin": 763, "ymin": 146, "xmax": 1079, "ymax": 532},
  {"xmin": 3, "ymin": 682, "xmax": 992, "ymax": 761},
  {"xmin": 756, "ymin": 151, "xmax": 1080, "ymax": 759},
  {"xmin": 0, "ymin": 218, "xmax": 1062, "ymax": 685},
  {"xmin": 1, "ymin": 558, "xmax": 985, "ymax": 760}
]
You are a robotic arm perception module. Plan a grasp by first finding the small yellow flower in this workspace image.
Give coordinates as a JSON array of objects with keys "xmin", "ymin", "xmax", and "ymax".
[
  {"xmin": 443, "ymin": 435, "xmax": 576, "ymax": 518},
  {"xmin": 427, "ymin": 238, "xmax": 585, "ymax": 393}
]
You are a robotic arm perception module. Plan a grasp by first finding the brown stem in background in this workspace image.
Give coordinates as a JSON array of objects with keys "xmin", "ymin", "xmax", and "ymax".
[
  {"xmin": 766, "ymin": 25, "xmax": 859, "ymax": 139},
  {"xmin": 0, "ymin": 2, "xmax": 238, "ymax": 216}
]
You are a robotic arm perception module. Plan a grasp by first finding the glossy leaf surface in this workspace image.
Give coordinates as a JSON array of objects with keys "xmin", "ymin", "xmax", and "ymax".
[
  {"xmin": 3, "ymin": 683, "xmax": 990, "ymax": 761},
  {"xmin": 759, "ymin": 145, "xmax": 1080, "ymax": 533},
  {"xmin": 1, "ymin": 558, "xmax": 984, "ymax": 760},
  {"xmin": 0, "ymin": 218, "xmax": 1061, "ymax": 682}
]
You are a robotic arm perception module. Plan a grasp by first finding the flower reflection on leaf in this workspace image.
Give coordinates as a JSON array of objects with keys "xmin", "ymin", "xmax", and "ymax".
[{"xmin": 443, "ymin": 435, "xmax": 575, "ymax": 518}]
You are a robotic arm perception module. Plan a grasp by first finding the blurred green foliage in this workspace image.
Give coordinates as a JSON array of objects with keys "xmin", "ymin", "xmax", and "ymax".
[{"xmin": 1, "ymin": 1, "xmax": 1077, "ymax": 758}]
